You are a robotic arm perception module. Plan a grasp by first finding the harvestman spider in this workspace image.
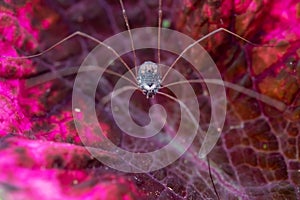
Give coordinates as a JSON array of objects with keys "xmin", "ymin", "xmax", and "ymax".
[{"xmin": 4, "ymin": 0, "xmax": 287, "ymax": 199}]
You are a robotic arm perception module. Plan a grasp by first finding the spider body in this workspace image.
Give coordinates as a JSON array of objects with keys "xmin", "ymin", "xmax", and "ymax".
[{"xmin": 136, "ymin": 61, "xmax": 161, "ymax": 98}]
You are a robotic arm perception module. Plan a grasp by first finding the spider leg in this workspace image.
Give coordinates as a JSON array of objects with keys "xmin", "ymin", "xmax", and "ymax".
[
  {"xmin": 158, "ymin": 90, "xmax": 220, "ymax": 198},
  {"xmin": 157, "ymin": 0, "xmax": 162, "ymax": 65},
  {"xmin": 2, "ymin": 31, "xmax": 136, "ymax": 81},
  {"xmin": 207, "ymin": 155, "xmax": 220, "ymax": 200},
  {"xmin": 26, "ymin": 65, "xmax": 138, "ymax": 88},
  {"xmin": 119, "ymin": 0, "xmax": 137, "ymax": 76},
  {"xmin": 162, "ymin": 27, "xmax": 282, "ymax": 82},
  {"xmin": 101, "ymin": 85, "xmax": 139, "ymax": 104},
  {"xmin": 162, "ymin": 79, "xmax": 286, "ymax": 111},
  {"xmin": 156, "ymin": 91, "xmax": 201, "ymax": 135}
]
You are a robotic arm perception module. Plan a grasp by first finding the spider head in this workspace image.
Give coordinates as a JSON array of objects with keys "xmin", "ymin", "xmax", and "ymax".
[{"xmin": 136, "ymin": 61, "xmax": 161, "ymax": 98}]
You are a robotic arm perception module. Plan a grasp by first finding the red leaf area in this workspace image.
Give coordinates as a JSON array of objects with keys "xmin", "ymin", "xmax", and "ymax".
[{"xmin": 0, "ymin": 0, "xmax": 299, "ymax": 200}]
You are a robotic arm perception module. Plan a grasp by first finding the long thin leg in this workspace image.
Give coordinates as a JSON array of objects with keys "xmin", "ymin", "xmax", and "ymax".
[
  {"xmin": 207, "ymin": 155, "xmax": 220, "ymax": 200},
  {"xmin": 119, "ymin": 0, "xmax": 138, "ymax": 76},
  {"xmin": 162, "ymin": 79, "xmax": 286, "ymax": 111},
  {"xmin": 101, "ymin": 85, "xmax": 139, "ymax": 104},
  {"xmin": 162, "ymin": 27, "xmax": 279, "ymax": 82},
  {"xmin": 26, "ymin": 65, "xmax": 138, "ymax": 88},
  {"xmin": 157, "ymin": 91, "xmax": 199, "ymax": 129},
  {"xmin": 101, "ymin": 87, "xmax": 219, "ymax": 199},
  {"xmin": 2, "ymin": 31, "xmax": 136, "ymax": 81},
  {"xmin": 157, "ymin": 0, "xmax": 162, "ymax": 65}
]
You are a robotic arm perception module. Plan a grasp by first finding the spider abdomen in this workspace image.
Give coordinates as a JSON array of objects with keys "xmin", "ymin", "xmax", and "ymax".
[{"xmin": 136, "ymin": 61, "xmax": 161, "ymax": 98}]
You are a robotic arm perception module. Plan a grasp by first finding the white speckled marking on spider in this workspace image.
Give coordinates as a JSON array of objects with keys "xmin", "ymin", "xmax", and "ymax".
[{"xmin": 136, "ymin": 61, "xmax": 161, "ymax": 98}]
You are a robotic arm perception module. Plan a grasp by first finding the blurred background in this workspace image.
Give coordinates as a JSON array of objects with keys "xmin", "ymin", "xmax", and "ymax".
[{"xmin": 0, "ymin": 0, "xmax": 299, "ymax": 199}]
